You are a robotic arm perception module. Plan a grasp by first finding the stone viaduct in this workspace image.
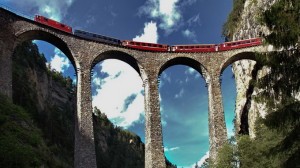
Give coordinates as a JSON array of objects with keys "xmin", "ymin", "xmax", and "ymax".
[{"xmin": 0, "ymin": 7, "xmax": 271, "ymax": 168}]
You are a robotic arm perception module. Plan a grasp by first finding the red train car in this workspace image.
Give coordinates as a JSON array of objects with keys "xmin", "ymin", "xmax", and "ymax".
[
  {"xmin": 34, "ymin": 15, "xmax": 72, "ymax": 33},
  {"xmin": 219, "ymin": 38, "xmax": 262, "ymax": 51},
  {"xmin": 122, "ymin": 40, "xmax": 169, "ymax": 52},
  {"xmin": 171, "ymin": 44, "xmax": 217, "ymax": 52}
]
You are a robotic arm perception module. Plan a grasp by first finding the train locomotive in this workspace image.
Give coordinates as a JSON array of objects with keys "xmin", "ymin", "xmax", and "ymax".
[
  {"xmin": 34, "ymin": 15, "xmax": 262, "ymax": 53},
  {"xmin": 34, "ymin": 15, "xmax": 72, "ymax": 33}
]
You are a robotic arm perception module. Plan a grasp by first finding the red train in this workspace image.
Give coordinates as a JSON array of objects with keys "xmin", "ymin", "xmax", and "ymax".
[
  {"xmin": 33, "ymin": 15, "xmax": 262, "ymax": 52},
  {"xmin": 218, "ymin": 38, "xmax": 262, "ymax": 51},
  {"xmin": 171, "ymin": 44, "xmax": 217, "ymax": 52},
  {"xmin": 122, "ymin": 40, "xmax": 169, "ymax": 52},
  {"xmin": 34, "ymin": 15, "xmax": 72, "ymax": 33}
]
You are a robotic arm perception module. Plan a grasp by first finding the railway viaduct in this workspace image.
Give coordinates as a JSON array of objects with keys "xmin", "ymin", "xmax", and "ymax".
[{"xmin": 0, "ymin": 7, "xmax": 272, "ymax": 168}]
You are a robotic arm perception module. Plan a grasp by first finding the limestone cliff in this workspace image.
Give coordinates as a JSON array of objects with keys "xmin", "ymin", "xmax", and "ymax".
[{"xmin": 230, "ymin": 0, "xmax": 276, "ymax": 137}]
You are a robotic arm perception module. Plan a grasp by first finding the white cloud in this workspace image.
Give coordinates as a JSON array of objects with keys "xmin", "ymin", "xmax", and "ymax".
[
  {"xmin": 174, "ymin": 88, "xmax": 185, "ymax": 99},
  {"xmin": 48, "ymin": 48, "xmax": 70, "ymax": 72},
  {"xmin": 8, "ymin": 0, "xmax": 75, "ymax": 21},
  {"xmin": 159, "ymin": 72, "xmax": 171, "ymax": 87},
  {"xmin": 133, "ymin": 21, "xmax": 158, "ymax": 43},
  {"xmin": 187, "ymin": 13, "xmax": 201, "ymax": 27},
  {"xmin": 160, "ymin": 100, "xmax": 168, "ymax": 127},
  {"xmin": 185, "ymin": 68, "xmax": 200, "ymax": 79},
  {"xmin": 164, "ymin": 146, "xmax": 180, "ymax": 152},
  {"xmin": 189, "ymin": 151, "xmax": 209, "ymax": 167},
  {"xmin": 92, "ymin": 60, "xmax": 144, "ymax": 128},
  {"xmin": 139, "ymin": 0, "xmax": 181, "ymax": 33},
  {"xmin": 182, "ymin": 29, "xmax": 197, "ymax": 42}
]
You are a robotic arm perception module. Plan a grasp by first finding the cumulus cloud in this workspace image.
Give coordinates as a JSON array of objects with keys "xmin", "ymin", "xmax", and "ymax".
[
  {"xmin": 7, "ymin": 0, "xmax": 75, "ymax": 21},
  {"xmin": 92, "ymin": 60, "xmax": 144, "ymax": 128},
  {"xmin": 48, "ymin": 48, "xmax": 71, "ymax": 72},
  {"xmin": 139, "ymin": 0, "xmax": 181, "ymax": 33},
  {"xmin": 133, "ymin": 21, "xmax": 158, "ymax": 43}
]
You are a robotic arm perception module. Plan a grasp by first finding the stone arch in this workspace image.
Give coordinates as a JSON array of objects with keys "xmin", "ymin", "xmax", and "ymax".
[
  {"xmin": 158, "ymin": 56, "xmax": 210, "ymax": 165},
  {"xmin": 14, "ymin": 29, "xmax": 76, "ymax": 69},
  {"xmin": 220, "ymin": 51, "xmax": 258, "ymax": 74},
  {"xmin": 219, "ymin": 51, "xmax": 262, "ymax": 135},
  {"xmin": 158, "ymin": 57, "xmax": 206, "ymax": 77},
  {"xmin": 92, "ymin": 50, "xmax": 144, "ymax": 79}
]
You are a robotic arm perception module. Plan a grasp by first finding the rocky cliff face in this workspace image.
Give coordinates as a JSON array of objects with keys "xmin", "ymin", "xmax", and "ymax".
[
  {"xmin": 231, "ymin": 0, "xmax": 276, "ymax": 137},
  {"xmin": 12, "ymin": 41, "xmax": 76, "ymax": 167}
]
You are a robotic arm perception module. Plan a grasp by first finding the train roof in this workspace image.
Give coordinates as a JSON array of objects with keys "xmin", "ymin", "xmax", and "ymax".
[
  {"xmin": 122, "ymin": 40, "xmax": 168, "ymax": 46},
  {"xmin": 172, "ymin": 43, "xmax": 216, "ymax": 46},
  {"xmin": 223, "ymin": 37, "xmax": 261, "ymax": 44},
  {"xmin": 74, "ymin": 29, "xmax": 120, "ymax": 41}
]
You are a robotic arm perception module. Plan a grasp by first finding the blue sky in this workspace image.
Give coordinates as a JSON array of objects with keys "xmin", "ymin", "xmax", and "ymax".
[{"xmin": 1, "ymin": 0, "xmax": 235, "ymax": 167}]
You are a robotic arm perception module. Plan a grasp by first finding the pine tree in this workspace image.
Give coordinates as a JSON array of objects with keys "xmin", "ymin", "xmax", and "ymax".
[{"xmin": 255, "ymin": 0, "xmax": 300, "ymax": 167}]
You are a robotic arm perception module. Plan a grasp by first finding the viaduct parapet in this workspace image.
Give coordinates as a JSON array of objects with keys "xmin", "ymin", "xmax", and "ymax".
[{"xmin": 0, "ymin": 8, "xmax": 271, "ymax": 168}]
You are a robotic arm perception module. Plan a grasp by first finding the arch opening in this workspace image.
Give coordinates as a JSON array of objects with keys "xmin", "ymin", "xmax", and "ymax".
[
  {"xmin": 15, "ymin": 30, "xmax": 76, "ymax": 69},
  {"xmin": 92, "ymin": 50, "xmax": 142, "ymax": 76},
  {"xmin": 91, "ymin": 58, "xmax": 146, "ymax": 167},
  {"xmin": 220, "ymin": 51, "xmax": 258, "ymax": 74},
  {"xmin": 220, "ymin": 51, "xmax": 263, "ymax": 136},
  {"xmin": 159, "ymin": 64, "xmax": 209, "ymax": 167},
  {"xmin": 159, "ymin": 57, "xmax": 205, "ymax": 77}
]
